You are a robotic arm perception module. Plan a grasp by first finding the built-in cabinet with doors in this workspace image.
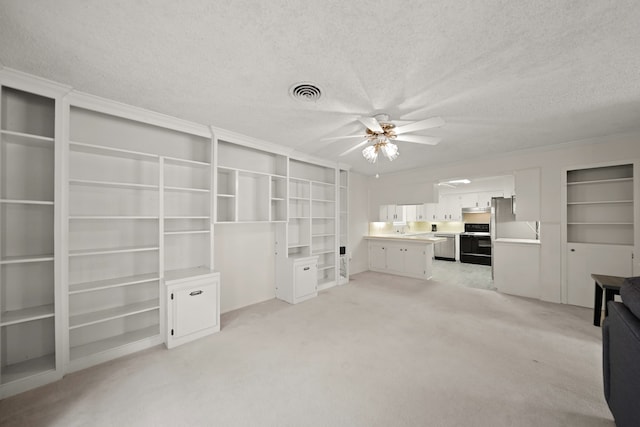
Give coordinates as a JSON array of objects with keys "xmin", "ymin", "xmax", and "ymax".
[
  {"xmin": 565, "ymin": 163, "xmax": 636, "ymax": 308},
  {"xmin": 367, "ymin": 240, "xmax": 434, "ymax": 279},
  {"xmin": 0, "ymin": 70, "xmax": 67, "ymax": 398},
  {"xmin": 380, "ymin": 189, "xmax": 505, "ymax": 224},
  {"xmin": 379, "ymin": 204, "xmax": 406, "ymax": 222}
]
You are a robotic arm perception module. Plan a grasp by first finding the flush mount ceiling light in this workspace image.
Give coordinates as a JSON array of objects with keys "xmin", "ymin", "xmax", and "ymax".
[
  {"xmin": 437, "ymin": 179, "xmax": 471, "ymax": 187},
  {"xmin": 321, "ymin": 113, "xmax": 445, "ymax": 164}
]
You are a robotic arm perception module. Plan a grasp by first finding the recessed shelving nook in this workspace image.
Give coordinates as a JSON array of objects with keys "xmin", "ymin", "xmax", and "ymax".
[
  {"xmin": 65, "ymin": 95, "xmax": 215, "ymax": 372},
  {"xmin": 566, "ymin": 164, "xmax": 634, "ymax": 245},
  {"xmin": 214, "ymin": 138, "xmax": 287, "ymax": 223},
  {"xmin": 0, "ymin": 70, "xmax": 68, "ymax": 398}
]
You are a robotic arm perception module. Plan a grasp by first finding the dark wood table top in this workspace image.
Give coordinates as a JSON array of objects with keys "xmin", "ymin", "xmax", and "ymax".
[{"xmin": 591, "ymin": 274, "xmax": 627, "ymax": 290}]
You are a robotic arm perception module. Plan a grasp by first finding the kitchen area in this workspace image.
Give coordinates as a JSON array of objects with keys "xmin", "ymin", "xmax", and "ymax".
[{"xmin": 366, "ymin": 173, "xmax": 541, "ymax": 293}]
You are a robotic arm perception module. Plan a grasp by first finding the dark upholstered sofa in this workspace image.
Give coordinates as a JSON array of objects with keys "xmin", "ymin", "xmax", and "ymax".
[{"xmin": 602, "ymin": 276, "xmax": 640, "ymax": 427}]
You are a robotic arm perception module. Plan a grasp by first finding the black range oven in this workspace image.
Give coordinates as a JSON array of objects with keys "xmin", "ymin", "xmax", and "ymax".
[{"xmin": 459, "ymin": 223, "xmax": 492, "ymax": 266}]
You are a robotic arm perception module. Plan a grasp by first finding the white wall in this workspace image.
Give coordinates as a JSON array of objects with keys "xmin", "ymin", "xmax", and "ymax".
[
  {"xmin": 214, "ymin": 223, "xmax": 276, "ymax": 313},
  {"xmin": 364, "ymin": 132, "xmax": 640, "ymax": 303},
  {"xmin": 348, "ymin": 171, "xmax": 370, "ymax": 275}
]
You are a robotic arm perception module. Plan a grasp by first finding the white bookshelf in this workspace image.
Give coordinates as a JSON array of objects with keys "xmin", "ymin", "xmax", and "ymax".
[
  {"xmin": 0, "ymin": 78, "xmax": 65, "ymax": 397},
  {"xmin": 66, "ymin": 104, "xmax": 214, "ymax": 372},
  {"xmin": 285, "ymin": 159, "xmax": 338, "ymax": 291}
]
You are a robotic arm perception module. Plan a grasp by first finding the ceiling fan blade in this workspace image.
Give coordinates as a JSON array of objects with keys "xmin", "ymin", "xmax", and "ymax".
[
  {"xmin": 394, "ymin": 117, "xmax": 445, "ymax": 135},
  {"xmin": 339, "ymin": 139, "xmax": 370, "ymax": 157},
  {"xmin": 394, "ymin": 135, "xmax": 441, "ymax": 145},
  {"xmin": 358, "ymin": 116, "xmax": 383, "ymax": 133},
  {"xmin": 320, "ymin": 134, "xmax": 366, "ymax": 142}
]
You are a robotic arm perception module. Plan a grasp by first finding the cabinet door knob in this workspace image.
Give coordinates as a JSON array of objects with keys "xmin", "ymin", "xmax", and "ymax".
[
  {"xmin": 303, "ymin": 266, "xmax": 310, "ymax": 271},
  {"xmin": 570, "ymin": 248, "xmax": 575, "ymax": 252},
  {"xmin": 189, "ymin": 290, "xmax": 203, "ymax": 296}
]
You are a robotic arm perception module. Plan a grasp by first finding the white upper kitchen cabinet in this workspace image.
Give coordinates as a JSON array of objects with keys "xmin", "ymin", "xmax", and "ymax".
[
  {"xmin": 424, "ymin": 203, "xmax": 437, "ymax": 221},
  {"xmin": 437, "ymin": 194, "xmax": 463, "ymax": 221},
  {"xmin": 404, "ymin": 205, "xmax": 417, "ymax": 222},
  {"xmin": 514, "ymin": 168, "xmax": 541, "ymax": 221},
  {"xmin": 379, "ymin": 204, "xmax": 405, "ymax": 222},
  {"xmin": 477, "ymin": 191, "xmax": 504, "ymax": 208}
]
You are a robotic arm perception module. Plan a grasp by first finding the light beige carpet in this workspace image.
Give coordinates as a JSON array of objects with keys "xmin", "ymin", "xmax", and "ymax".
[{"xmin": 1, "ymin": 271, "xmax": 614, "ymax": 426}]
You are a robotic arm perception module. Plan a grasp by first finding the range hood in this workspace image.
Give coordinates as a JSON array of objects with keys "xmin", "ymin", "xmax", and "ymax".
[{"xmin": 462, "ymin": 206, "xmax": 491, "ymax": 213}]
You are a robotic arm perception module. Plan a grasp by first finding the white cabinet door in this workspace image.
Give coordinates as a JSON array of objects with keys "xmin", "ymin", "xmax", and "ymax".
[
  {"xmin": 415, "ymin": 204, "xmax": 426, "ymax": 221},
  {"xmin": 175, "ymin": 282, "xmax": 219, "ymax": 337},
  {"xmin": 435, "ymin": 198, "xmax": 447, "ymax": 221},
  {"xmin": 440, "ymin": 194, "xmax": 462, "ymax": 221},
  {"xmin": 393, "ymin": 205, "xmax": 406, "ymax": 222},
  {"xmin": 477, "ymin": 191, "xmax": 503, "ymax": 208},
  {"xmin": 294, "ymin": 260, "xmax": 317, "ymax": 301},
  {"xmin": 385, "ymin": 243, "xmax": 405, "ymax": 273},
  {"xmin": 379, "ymin": 205, "xmax": 391, "ymax": 221},
  {"xmin": 459, "ymin": 193, "xmax": 478, "ymax": 209},
  {"xmin": 369, "ymin": 242, "xmax": 387, "ymax": 270},
  {"xmin": 424, "ymin": 203, "xmax": 437, "ymax": 221},
  {"xmin": 405, "ymin": 205, "xmax": 417, "ymax": 222},
  {"xmin": 404, "ymin": 246, "xmax": 426, "ymax": 277},
  {"xmin": 566, "ymin": 243, "xmax": 633, "ymax": 307},
  {"xmin": 166, "ymin": 273, "xmax": 220, "ymax": 349}
]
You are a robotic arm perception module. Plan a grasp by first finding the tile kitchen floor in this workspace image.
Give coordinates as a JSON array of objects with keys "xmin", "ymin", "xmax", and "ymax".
[{"xmin": 432, "ymin": 259, "xmax": 495, "ymax": 291}]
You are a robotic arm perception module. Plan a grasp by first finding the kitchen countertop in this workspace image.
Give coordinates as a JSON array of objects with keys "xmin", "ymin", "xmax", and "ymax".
[
  {"xmin": 493, "ymin": 238, "xmax": 541, "ymax": 245},
  {"xmin": 365, "ymin": 234, "xmax": 446, "ymax": 243}
]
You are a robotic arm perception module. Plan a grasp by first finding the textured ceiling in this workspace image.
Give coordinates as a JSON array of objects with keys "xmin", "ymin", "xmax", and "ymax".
[{"xmin": 2, "ymin": 0, "xmax": 640, "ymax": 175}]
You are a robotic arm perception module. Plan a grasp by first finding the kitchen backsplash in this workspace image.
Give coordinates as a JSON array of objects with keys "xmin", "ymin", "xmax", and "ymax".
[{"xmin": 369, "ymin": 221, "xmax": 464, "ymax": 235}]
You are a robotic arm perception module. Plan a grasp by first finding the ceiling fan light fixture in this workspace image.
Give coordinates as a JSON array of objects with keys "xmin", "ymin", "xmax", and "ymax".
[
  {"xmin": 362, "ymin": 145, "xmax": 378, "ymax": 163},
  {"xmin": 382, "ymin": 142, "xmax": 399, "ymax": 161},
  {"xmin": 362, "ymin": 139, "xmax": 399, "ymax": 163}
]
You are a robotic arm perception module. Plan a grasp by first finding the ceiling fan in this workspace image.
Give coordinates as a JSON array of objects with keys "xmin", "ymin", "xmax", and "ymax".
[{"xmin": 322, "ymin": 114, "xmax": 445, "ymax": 163}]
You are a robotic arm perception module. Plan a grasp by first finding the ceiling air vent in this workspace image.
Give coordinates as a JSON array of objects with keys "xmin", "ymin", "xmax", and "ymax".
[{"xmin": 289, "ymin": 82, "xmax": 322, "ymax": 102}]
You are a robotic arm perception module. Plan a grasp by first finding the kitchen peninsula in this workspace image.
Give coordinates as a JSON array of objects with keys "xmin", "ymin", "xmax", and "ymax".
[{"xmin": 365, "ymin": 235, "xmax": 445, "ymax": 279}]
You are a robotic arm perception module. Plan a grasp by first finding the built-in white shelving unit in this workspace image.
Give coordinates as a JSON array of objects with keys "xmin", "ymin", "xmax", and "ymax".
[
  {"xmin": 214, "ymin": 139, "xmax": 287, "ymax": 223},
  {"xmin": 284, "ymin": 159, "xmax": 338, "ymax": 291},
  {"xmin": 564, "ymin": 162, "xmax": 636, "ymax": 308},
  {"xmin": 0, "ymin": 71, "xmax": 68, "ymax": 398},
  {"xmin": 1, "ymin": 68, "xmax": 351, "ymax": 397},
  {"xmin": 65, "ymin": 101, "xmax": 214, "ymax": 372},
  {"xmin": 566, "ymin": 164, "xmax": 634, "ymax": 245}
]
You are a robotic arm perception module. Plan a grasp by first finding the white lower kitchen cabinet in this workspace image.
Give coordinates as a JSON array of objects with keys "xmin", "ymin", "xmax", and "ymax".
[
  {"xmin": 276, "ymin": 256, "xmax": 319, "ymax": 304},
  {"xmin": 369, "ymin": 242, "xmax": 387, "ymax": 270},
  {"xmin": 367, "ymin": 238, "xmax": 436, "ymax": 279},
  {"xmin": 165, "ymin": 272, "xmax": 220, "ymax": 349},
  {"xmin": 493, "ymin": 240, "xmax": 540, "ymax": 299}
]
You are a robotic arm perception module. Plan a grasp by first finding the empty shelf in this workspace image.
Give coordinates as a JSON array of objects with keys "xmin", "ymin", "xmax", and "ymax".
[
  {"xmin": 1, "ymin": 353, "xmax": 56, "ymax": 385},
  {"xmin": 1, "ymin": 304, "xmax": 54, "ymax": 327},
  {"xmin": 68, "ymin": 273, "xmax": 160, "ymax": 294},
  {"xmin": 69, "ymin": 299, "xmax": 160, "ymax": 329},
  {"xmin": 70, "ymin": 325, "xmax": 159, "ymax": 361}
]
